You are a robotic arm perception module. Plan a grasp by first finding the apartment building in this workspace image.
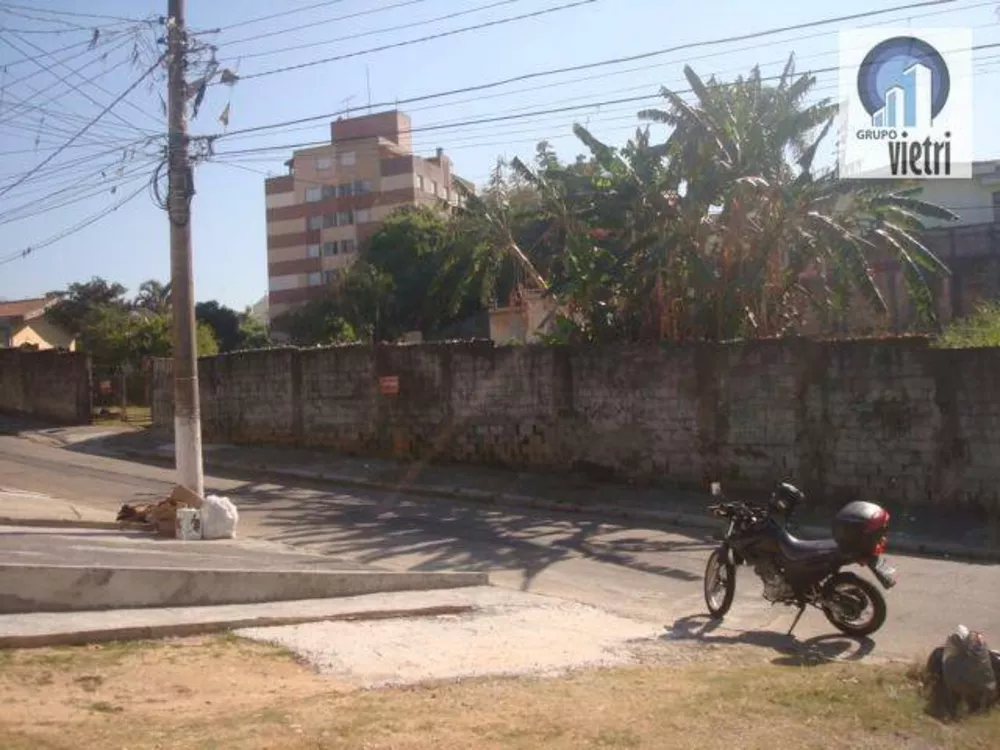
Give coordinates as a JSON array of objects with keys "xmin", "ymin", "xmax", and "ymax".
[{"xmin": 264, "ymin": 110, "xmax": 473, "ymax": 319}]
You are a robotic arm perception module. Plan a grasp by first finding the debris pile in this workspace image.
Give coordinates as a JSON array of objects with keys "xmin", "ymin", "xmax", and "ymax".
[
  {"xmin": 115, "ymin": 485, "xmax": 203, "ymax": 538},
  {"xmin": 116, "ymin": 486, "xmax": 239, "ymax": 540},
  {"xmin": 925, "ymin": 624, "xmax": 999, "ymax": 718}
]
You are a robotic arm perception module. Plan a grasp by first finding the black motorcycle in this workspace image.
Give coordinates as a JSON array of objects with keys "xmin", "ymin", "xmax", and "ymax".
[{"xmin": 703, "ymin": 481, "xmax": 898, "ymax": 638}]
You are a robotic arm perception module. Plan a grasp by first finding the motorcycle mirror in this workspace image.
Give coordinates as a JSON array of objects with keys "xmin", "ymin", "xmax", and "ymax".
[{"xmin": 710, "ymin": 481, "xmax": 722, "ymax": 496}]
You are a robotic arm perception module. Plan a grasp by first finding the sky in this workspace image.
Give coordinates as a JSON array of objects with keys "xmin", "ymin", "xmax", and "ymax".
[{"xmin": 0, "ymin": 0, "xmax": 998, "ymax": 311}]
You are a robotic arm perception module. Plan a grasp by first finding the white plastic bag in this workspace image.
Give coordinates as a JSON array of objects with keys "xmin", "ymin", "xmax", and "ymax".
[{"xmin": 200, "ymin": 494, "xmax": 239, "ymax": 540}]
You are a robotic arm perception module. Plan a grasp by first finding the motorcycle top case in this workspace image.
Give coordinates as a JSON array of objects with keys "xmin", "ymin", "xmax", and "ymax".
[{"xmin": 832, "ymin": 501, "xmax": 890, "ymax": 558}]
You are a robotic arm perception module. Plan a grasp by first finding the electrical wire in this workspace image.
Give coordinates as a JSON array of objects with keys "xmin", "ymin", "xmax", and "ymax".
[
  {"xmin": 0, "ymin": 2, "xmax": 146, "ymax": 25},
  {"xmin": 209, "ymin": 41, "xmax": 1000, "ymax": 161},
  {"xmin": 220, "ymin": 0, "xmax": 351, "ymax": 32},
  {"xmin": 223, "ymin": 0, "xmax": 528, "ymax": 61},
  {"xmin": 1, "ymin": 31, "xmax": 156, "ymax": 139},
  {"xmin": 0, "ymin": 179, "xmax": 149, "ymax": 266},
  {"xmin": 210, "ymin": 0, "xmax": 968, "ymax": 139},
  {"xmin": 6, "ymin": 28, "xmax": 164, "ymax": 129},
  {"xmin": 0, "ymin": 28, "xmax": 150, "ymax": 132},
  {"xmin": 221, "ymin": 0, "xmax": 436, "ymax": 49},
  {"xmin": 233, "ymin": 0, "xmax": 598, "ymax": 81},
  {"xmin": 0, "ymin": 53, "xmax": 164, "ymax": 198},
  {"xmin": 0, "ymin": 158, "xmax": 158, "ymax": 225}
]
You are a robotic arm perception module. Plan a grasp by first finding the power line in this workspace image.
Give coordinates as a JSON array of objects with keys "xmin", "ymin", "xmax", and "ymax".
[
  {"xmin": 0, "ymin": 2, "xmax": 146, "ymax": 25},
  {"xmin": 1, "ymin": 31, "xmax": 155, "ymax": 138},
  {"xmin": 6, "ymin": 29, "xmax": 163, "ymax": 129},
  {"xmin": 0, "ymin": 54, "xmax": 163, "ymax": 198},
  {"xmin": 220, "ymin": 0, "xmax": 350, "ymax": 32},
  {"xmin": 233, "ymin": 0, "xmax": 598, "ymax": 81},
  {"xmin": 0, "ymin": 26, "xmax": 144, "ymax": 124},
  {"xmin": 221, "ymin": 0, "xmax": 437, "ymax": 49},
  {"xmin": 0, "ymin": 179, "xmax": 149, "ymax": 266},
  {"xmin": 210, "ymin": 41, "xmax": 1000, "ymax": 160},
  {"xmin": 210, "ymin": 0, "xmax": 966, "ymax": 140},
  {"xmin": 0, "ymin": 158, "xmax": 157, "ymax": 225},
  {"xmin": 216, "ymin": 1, "xmax": 994, "ymax": 147}
]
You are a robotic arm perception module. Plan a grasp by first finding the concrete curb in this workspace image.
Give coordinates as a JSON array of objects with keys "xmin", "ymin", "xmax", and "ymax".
[
  {"xmin": 108, "ymin": 447, "xmax": 1000, "ymax": 564},
  {"xmin": 0, "ymin": 564, "xmax": 490, "ymax": 614},
  {"xmin": 0, "ymin": 517, "xmax": 123, "ymax": 531},
  {"xmin": 0, "ymin": 604, "xmax": 475, "ymax": 650}
]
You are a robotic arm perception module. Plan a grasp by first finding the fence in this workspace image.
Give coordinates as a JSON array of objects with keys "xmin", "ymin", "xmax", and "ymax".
[{"xmin": 91, "ymin": 363, "xmax": 153, "ymax": 425}]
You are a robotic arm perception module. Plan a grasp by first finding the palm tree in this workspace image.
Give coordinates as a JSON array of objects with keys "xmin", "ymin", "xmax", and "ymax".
[
  {"xmin": 631, "ymin": 55, "xmax": 956, "ymax": 339},
  {"xmin": 134, "ymin": 280, "xmax": 172, "ymax": 315}
]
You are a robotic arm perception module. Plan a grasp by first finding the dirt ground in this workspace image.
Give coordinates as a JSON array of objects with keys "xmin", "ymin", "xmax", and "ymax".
[{"xmin": 1, "ymin": 635, "xmax": 998, "ymax": 750}]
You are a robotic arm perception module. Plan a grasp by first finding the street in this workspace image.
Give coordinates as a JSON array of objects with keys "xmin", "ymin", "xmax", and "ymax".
[{"xmin": 1, "ymin": 433, "xmax": 997, "ymax": 659}]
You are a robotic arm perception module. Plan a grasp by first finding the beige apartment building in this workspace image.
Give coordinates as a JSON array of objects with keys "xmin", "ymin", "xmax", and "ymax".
[{"xmin": 264, "ymin": 110, "xmax": 473, "ymax": 319}]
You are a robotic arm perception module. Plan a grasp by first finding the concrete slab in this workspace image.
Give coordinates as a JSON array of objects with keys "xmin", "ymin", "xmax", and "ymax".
[
  {"xmin": 0, "ymin": 487, "xmax": 109, "ymax": 527},
  {"xmin": 235, "ymin": 586, "xmax": 667, "ymax": 688},
  {"xmin": 0, "ymin": 587, "xmax": 488, "ymax": 649},
  {"xmin": 0, "ymin": 527, "xmax": 489, "ymax": 614}
]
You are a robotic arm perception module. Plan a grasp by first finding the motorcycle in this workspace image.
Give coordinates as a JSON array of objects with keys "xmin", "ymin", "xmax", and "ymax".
[{"xmin": 703, "ymin": 480, "xmax": 898, "ymax": 638}]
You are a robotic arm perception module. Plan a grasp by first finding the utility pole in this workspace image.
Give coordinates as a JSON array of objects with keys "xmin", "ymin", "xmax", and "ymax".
[{"xmin": 166, "ymin": 0, "xmax": 204, "ymax": 499}]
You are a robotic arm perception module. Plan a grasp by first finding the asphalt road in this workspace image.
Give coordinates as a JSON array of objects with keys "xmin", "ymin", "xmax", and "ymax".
[{"xmin": 1, "ymin": 433, "xmax": 997, "ymax": 660}]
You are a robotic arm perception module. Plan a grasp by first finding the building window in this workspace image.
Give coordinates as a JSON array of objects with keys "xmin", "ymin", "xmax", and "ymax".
[
  {"xmin": 339, "ymin": 151, "xmax": 356, "ymax": 166},
  {"xmin": 323, "ymin": 270, "xmax": 339, "ymax": 284},
  {"xmin": 307, "ymin": 215, "xmax": 323, "ymax": 230},
  {"xmin": 322, "ymin": 185, "xmax": 337, "ymax": 199},
  {"xmin": 431, "ymin": 180, "xmax": 438, "ymax": 196},
  {"xmin": 305, "ymin": 186, "xmax": 322, "ymax": 202},
  {"xmin": 307, "ymin": 272, "xmax": 322, "ymax": 286},
  {"xmin": 322, "ymin": 241, "xmax": 338, "ymax": 256},
  {"xmin": 417, "ymin": 175, "xmax": 425, "ymax": 191},
  {"xmin": 323, "ymin": 213, "xmax": 337, "ymax": 228},
  {"xmin": 354, "ymin": 179, "xmax": 372, "ymax": 195},
  {"xmin": 341, "ymin": 239, "xmax": 356, "ymax": 254},
  {"xmin": 306, "ymin": 244, "xmax": 320, "ymax": 258},
  {"xmin": 338, "ymin": 182, "xmax": 353, "ymax": 197},
  {"xmin": 355, "ymin": 208, "xmax": 370, "ymax": 224},
  {"xmin": 337, "ymin": 210, "xmax": 352, "ymax": 226},
  {"xmin": 316, "ymin": 156, "xmax": 332, "ymax": 171}
]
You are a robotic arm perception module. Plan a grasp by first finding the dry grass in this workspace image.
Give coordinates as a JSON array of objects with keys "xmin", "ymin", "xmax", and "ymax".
[{"xmin": 1, "ymin": 635, "xmax": 998, "ymax": 750}]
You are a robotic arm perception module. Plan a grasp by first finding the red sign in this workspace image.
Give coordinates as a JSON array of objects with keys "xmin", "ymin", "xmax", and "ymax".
[{"xmin": 379, "ymin": 376, "xmax": 399, "ymax": 396}]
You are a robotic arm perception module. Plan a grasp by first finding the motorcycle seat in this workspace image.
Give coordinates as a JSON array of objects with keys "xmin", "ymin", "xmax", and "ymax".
[{"xmin": 778, "ymin": 531, "xmax": 842, "ymax": 562}]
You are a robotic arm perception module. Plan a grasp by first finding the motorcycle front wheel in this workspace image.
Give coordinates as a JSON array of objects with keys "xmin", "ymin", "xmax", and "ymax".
[
  {"xmin": 821, "ymin": 572, "xmax": 887, "ymax": 637},
  {"xmin": 704, "ymin": 547, "xmax": 736, "ymax": 619}
]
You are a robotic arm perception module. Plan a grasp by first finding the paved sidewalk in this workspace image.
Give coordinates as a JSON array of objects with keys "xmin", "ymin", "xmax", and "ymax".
[
  {"xmin": 0, "ymin": 485, "xmax": 111, "ymax": 527},
  {"xmin": 10, "ymin": 417, "xmax": 999, "ymax": 561}
]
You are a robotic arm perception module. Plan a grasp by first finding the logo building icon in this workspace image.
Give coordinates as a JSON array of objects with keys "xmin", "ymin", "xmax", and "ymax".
[
  {"xmin": 838, "ymin": 28, "xmax": 972, "ymax": 179},
  {"xmin": 857, "ymin": 36, "xmax": 951, "ymax": 130}
]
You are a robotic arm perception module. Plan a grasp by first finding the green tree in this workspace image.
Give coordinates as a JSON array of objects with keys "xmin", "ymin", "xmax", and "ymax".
[
  {"xmin": 510, "ymin": 56, "xmax": 958, "ymax": 343},
  {"xmin": 236, "ymin": 309, "xmax": 272, "ymax": 350},
  {"xmin": 134, "ymin": 279, "xmax": 172, "ymax": 314},
  {"xmin": 46, "ymin": 276, "xmax": 129, "ymax": 337},
  {"xmin": 935, "ymin": 303, "xmax": 1000, "ymax": 348},
  {"xmin": 195, "ymin": 300, "xmax": 242, "ymax": 352},
  {"xmin": 364, "ymin": 205, "xmax": 468, "ymax": 337}
]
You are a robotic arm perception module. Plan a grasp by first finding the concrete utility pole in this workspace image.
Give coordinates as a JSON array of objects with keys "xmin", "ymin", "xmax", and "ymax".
[{"xmin": 166, "ymin": 0, "xmax": 205, "ymax": 499}]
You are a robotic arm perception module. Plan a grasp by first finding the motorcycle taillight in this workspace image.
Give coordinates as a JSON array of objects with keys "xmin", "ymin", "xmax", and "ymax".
[{"xmin": 873, "ymin": 536, "xmax": 888, "ymax": 556}]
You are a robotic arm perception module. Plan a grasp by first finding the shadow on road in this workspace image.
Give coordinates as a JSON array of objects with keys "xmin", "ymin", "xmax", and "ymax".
[{"xmin": 665, "ymin": 614, "xmax": 877, "ymax": 665}]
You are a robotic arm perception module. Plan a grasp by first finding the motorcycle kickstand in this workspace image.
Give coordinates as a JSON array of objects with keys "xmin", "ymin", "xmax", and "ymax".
[{"xmin": 786, "ymin": 605, "xmax": 806, "ymax": 636}]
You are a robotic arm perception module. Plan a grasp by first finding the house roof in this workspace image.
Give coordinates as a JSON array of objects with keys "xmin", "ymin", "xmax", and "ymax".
[{"xmin": 0, "ymin": 296, "xmax": 52, "ymax": 321}]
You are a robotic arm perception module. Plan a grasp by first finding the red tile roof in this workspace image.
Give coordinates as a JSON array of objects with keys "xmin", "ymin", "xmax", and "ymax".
[{"xmin": 0, "ymin": 297, "xmax": 51, "ymax": 320}]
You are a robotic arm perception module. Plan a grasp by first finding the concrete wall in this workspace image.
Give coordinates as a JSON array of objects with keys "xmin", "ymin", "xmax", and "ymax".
[
  {"xmin": 0, "ymin": 349, "xmax": 91, "ymax": 423},
  {"xmin": 152, "ymin": 339, "xmax": 1000, "ymax": 512}
]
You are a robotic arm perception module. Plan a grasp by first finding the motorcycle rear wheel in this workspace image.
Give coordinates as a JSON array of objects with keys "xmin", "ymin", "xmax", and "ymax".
[
  {"xmin": 704, "ymin": 547, "xmax": 736, "ymax": 619},
  {"xmin": 821, "ymin": 572, "xmax": 887, "ymax": 638}
]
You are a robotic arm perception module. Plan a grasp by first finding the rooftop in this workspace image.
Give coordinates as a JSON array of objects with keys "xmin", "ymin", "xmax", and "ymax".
[{"xmin": 0, "ymin": 297, "xmax": 52, "ymax": 320}]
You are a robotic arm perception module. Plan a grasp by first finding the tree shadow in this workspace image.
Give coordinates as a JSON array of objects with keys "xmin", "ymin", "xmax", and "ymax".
[{"xmin": 664, "ymin": 613, "xmax": 877, "ymax": 666}]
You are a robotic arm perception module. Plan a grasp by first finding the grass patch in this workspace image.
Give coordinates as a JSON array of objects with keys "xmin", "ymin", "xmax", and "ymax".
[{"xmin": 0, "ymin": 636, "xmax": 998, "ymax": 749}]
